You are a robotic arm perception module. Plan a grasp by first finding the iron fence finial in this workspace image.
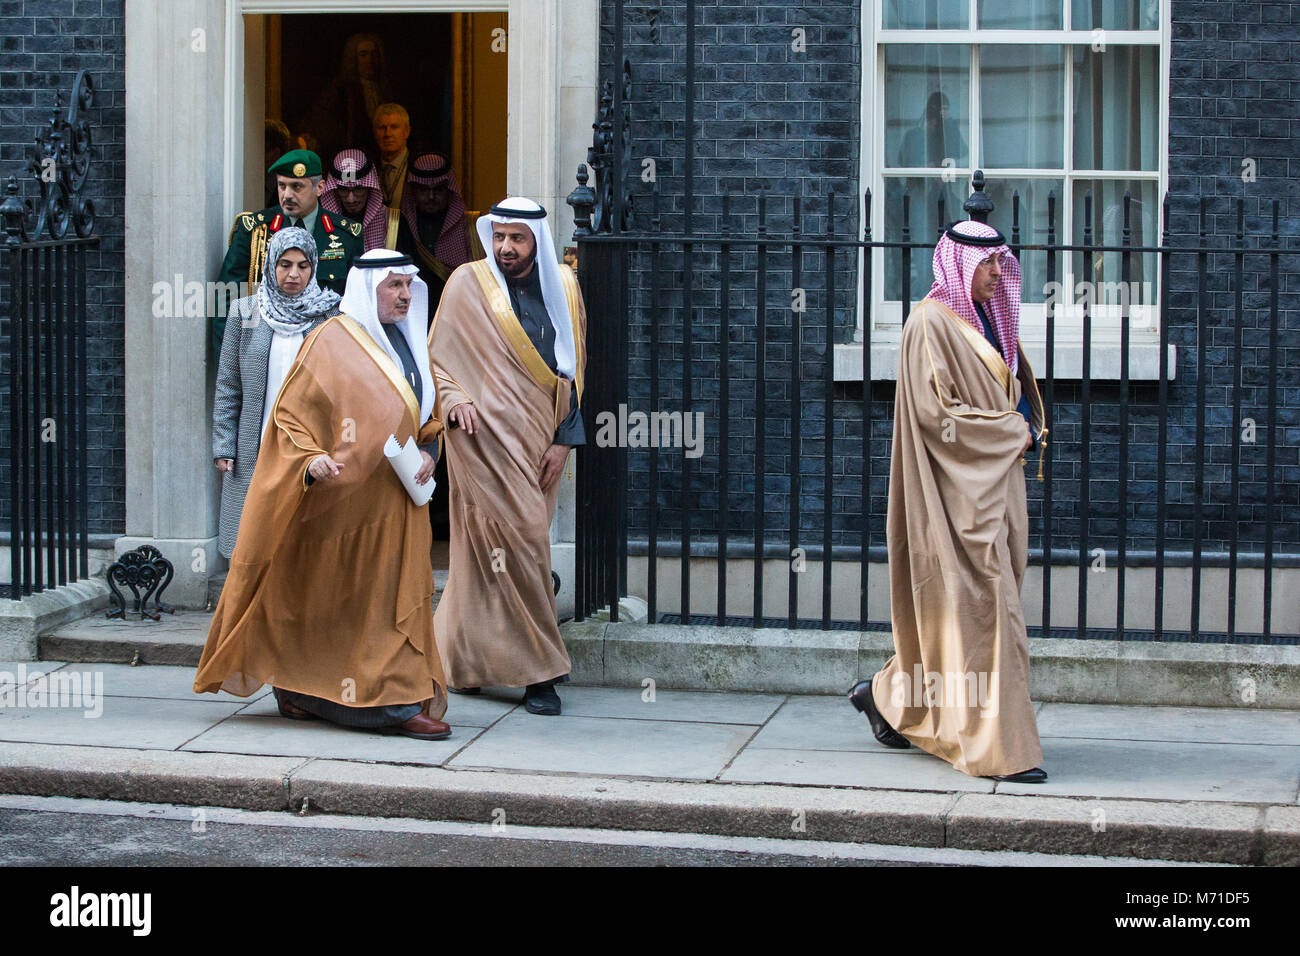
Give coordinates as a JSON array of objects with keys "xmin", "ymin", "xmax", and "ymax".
[
  {"xmin": 964, "ymin": 169, "xmax": 993, "ymax": 223},
  {"xmin": 567, "ymin": 163, "xmax": 596, "ymax": 237}
]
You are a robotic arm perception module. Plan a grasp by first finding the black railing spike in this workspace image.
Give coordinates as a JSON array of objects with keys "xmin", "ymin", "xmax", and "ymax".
[
  {"xmin": 566, "ymin": 163, "xmax": 596, "ymax": 237},
  {"xmin": 964, "ymin": 169, "xmax": 993, "ymax": 222},
  {"xmin": 826, "ymin": 189, "xmax": 834, "ymax": 236},
  {"xmin": 1122, "ymin": 191, "xmax": 1132, "ymax": 245},
  {"xmin": 1236, "ymin": 196, "xmax": 1245, "ymax": 240},
  {"xmin": 937, "ymin": 193, "xmax": 946, "ymax": 237},
  {"xmin": 792, "ymin": 195, "xmax": 801, "ymax": 235},
  {"xmin": 758, "ymin": 192, "xmax": 767, "ymax": 235},
  {"xmin": 1161, "ymin": 191, "xmax": 1170, "ymax": 243},
  {"xmin": 1272, "ymin": 198, "xmax": 1280, "ymax": 242},
  {"xmin": 901, "ymin": 191, "xmax": 910, "ymax": 241},
  {"xmin": 863, "ymin": 188, "xmax": 872, "ymax": 241},
  {"xmin": 1047, "ymin": 190, "xmax": 1056, "ymax": 244},
  {"xmin": 1, "ymin": 175, "xmax": 23, "ymax": 243},
  {"xmin": 1011, "ymin": 190, "xmax": 1021, "ymax": 246}
]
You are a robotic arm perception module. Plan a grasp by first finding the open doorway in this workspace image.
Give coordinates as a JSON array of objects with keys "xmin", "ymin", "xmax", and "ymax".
[
  {"xmin": 262, "ymin": 11, "xmax": 508, "ymax": 214},
  {"xmin": 254, "ymin": 10, "xmax": 508, "ymax": 557}
]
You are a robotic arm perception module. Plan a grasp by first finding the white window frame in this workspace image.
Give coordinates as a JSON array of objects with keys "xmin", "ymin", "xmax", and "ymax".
[{"xmin": 838, "ymin": 0, "xmax": 1174, "ymax": 381}]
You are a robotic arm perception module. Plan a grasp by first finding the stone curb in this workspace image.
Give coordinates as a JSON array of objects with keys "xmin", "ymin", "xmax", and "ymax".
[
  {"xmin": 561, "ymin": 621, "xmax": 1300, "ymax": 708},
  {"xmin": 1, "ymin": 579, "xmax": 109, "ymax": 660},
  {"xmin": 0, "ymin": 742, "xmax": 1288, "ymax": 864}
]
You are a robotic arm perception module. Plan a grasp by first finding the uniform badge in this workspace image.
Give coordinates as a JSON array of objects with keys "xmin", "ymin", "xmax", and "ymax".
[
  {"xmin": 270, "ymin": 213, "xmax": 283, "ymax": 232},
  {"xmin": 292, "ymin": 162, "xmax": 307, "ymax": 177},
  {"xmin": 257, "ymin": 212, "xmax": 265, "ymax": 222},
  {"xmin": 349, "ymin": 221, "xmax": 362, "ymax": 237},
  {"xmin": 241, "ymin": 214, "xmax": 255, "ymax": 231},
  {"xmin": 321, "ymin": 214, "xmax": 335, "ymax": 233}
]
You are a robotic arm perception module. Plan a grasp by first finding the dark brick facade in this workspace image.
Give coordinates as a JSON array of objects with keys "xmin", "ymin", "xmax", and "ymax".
[
  {"xmin": 0, "ymin": 0, "xmax": 125, "ymax": 535},
  {"xmin": 0, "ymin": 1, "xmax": 1296, "ymax": 564},
  {"xmin": 594, "ymin": 0, "xmax": 1300, "ymax": 567}
]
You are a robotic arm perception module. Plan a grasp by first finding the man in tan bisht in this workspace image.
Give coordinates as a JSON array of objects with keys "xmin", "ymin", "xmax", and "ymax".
[
  {"xmin": 848, "ymin": 218, "xmax": 1050, "ymax": 782},
  {"xmin": 429, "ymin": 197, "xmax": 586, "ymax": 715},
  {"xmin": 194, "ymin": 249, "xmax": 452, "ymax": 741}
]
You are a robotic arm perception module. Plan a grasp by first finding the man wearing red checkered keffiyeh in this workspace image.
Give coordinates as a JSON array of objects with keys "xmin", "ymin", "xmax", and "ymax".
[
  {"xmin": 321, "ymin": 149, "xmax": 387, "ymax": 251},
  {"xmin": 847, "ymin": 215, "xmax": 1050, "ymax": 785}
]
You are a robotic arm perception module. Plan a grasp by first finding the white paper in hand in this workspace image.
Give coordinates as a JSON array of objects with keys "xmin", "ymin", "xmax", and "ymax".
[{"xmin": 384, "ymin": 434, "xmax": 435, "ymax": 506}]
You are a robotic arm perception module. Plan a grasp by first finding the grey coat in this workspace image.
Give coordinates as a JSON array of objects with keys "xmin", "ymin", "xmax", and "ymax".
[{"xmin": 213, "ymin": 296, "xmax": 328, "ymax": 558}]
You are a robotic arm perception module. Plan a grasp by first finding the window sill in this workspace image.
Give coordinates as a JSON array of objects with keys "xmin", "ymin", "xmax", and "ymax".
[{"xmin": 833, "ymin": 341, "xmax": 1177, "ymax": 383}]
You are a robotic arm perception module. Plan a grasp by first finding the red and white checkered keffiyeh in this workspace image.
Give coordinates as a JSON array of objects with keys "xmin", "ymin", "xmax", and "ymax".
[
  {"xmin": 400, "ymin": 153, "xmax": 473, "ymax": 269},
  {"xmin": 926, "ymin": 219, "xmax": 1022, "ymax": 375},
  {"xmin": 321, "ymin": 148, "xmax": 387, "ymax": 251}
]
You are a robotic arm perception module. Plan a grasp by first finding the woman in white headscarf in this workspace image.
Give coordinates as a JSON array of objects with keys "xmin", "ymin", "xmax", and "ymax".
[{"xmin": 212, "ymin": 226, "xmax": 342, "ymax": 559}]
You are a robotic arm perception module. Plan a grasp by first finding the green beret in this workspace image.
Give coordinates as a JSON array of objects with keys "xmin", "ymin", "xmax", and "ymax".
[{"xmin": 268, "ymin": 149, "xmax": 322, "ymax": 179}]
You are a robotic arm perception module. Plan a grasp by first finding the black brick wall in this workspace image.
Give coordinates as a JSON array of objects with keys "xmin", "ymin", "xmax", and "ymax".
[
  {"xmin": 591, "ymin": 0, "xmax": 1300, "ymax": 567},
  {"xmin": 0, "ymin": 0, "xmax": 125, "ymax": 536}
]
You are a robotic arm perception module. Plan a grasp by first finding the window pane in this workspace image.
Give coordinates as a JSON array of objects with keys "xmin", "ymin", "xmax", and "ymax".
[
  {"xmin": 980, "ymin": 177, "xmax": 1065, "ymax": 305},
  {"xmin": 885, "ymin": 45, "xmax": 970, "ymax": 168},
  {"xmin": 1072, "ymin": 45, "xmax": 1158, "ymax": 171},
  {"xmin": 981, "ymin": 46, "xmax": 1064, "ymax": 168},
  {"xmin": 884, "ymin": 0, "xmax": 968, "ymax": 29},
  {"xmin": 1071, "ymin": 179, "xmax": 1158, "ymax": 307},
  {"xmin": 883, "ymin": 176, "xmax": 967, "ymax": 303},
  {"xmin": 978, "ymin": 0, "xmax": 1063, "ymax": 29},
  {"xmin": 1071, "ymin": 0, "xmax": 1160, "ymax": 30}
]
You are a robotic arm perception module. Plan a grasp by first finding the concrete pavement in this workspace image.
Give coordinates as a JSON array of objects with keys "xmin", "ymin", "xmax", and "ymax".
[{"xmin": 0, "ymin": 658, "xmax": 1296, "ymax": 864}]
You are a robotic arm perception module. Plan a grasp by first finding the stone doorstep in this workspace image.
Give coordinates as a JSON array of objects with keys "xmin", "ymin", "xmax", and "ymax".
[
  {"xmin": 564, "ymin": 621, "xmax": 1300, "ymax": 709},
  {"xmin": 0, "ymin": 742, "xmax": 1292, "ymax": 865}
]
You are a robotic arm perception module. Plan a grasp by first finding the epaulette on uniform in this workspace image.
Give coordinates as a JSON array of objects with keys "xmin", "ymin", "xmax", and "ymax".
[{"xmin": 228, "ymin": 210, "xmax": 254, "ymax": 246}]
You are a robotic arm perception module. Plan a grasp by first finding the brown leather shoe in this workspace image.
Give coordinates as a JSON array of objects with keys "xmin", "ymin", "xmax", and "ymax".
[
  {"xmin": 379, "ymin": 713, "xmax": 452, "ymax": 741},
  {"xmin": 277, "ymin": 695, "xmax": 318, "ymax": 721}
]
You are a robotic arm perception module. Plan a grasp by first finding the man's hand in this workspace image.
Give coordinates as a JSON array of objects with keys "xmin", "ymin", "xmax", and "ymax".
[
  {"xmin": 415, "ymin": 449, "xmax": 435, "ymax": 485},
  {"xmin": 448, "ymin": 404, "xmax": 478, "ymax": 435},
  {"xmin": 539, "ymin": 443, "xmax": 571, "ymax": 493},
  {"xmin": 214, "ymin": 458, "xmax": 234, "ymax": 473},
  {"xmin": 308, "ymin": 454, "xmax": 345, "ymax": 482}
]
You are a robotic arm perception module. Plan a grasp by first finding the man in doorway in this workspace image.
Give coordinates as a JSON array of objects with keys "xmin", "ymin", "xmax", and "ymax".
[
  {"xmin": 215, "ymin": 149, "xmax": 363, "ymax": 352},
  {"xmin": 195, "ymin": 249, "xmax": 449, "ymax": 741},
  {"xmin": 373, "ymin": 103, "xmax": 412, "ymax": 207},
  {"xmin": 848, "ymin": 218, "xmax": 1049, "ymax": 783},
  {"xmin": 322, "ymin": 148, "xmax": 387, "ymax": 251},
  {"xmin": 394, "ymin": 152, "xmax": 474, "ymax": 305},
  {"xmin": 428, "ymin": 198, "xmax": 586, "ymax": 716}
]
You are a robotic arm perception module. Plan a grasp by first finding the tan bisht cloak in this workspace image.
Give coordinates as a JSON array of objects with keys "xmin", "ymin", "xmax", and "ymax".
[
  {"xmin": 428, "ymin": 260, "xmax": 586, "ymax": 687},
  {"xmin": 194, "ymin": 315, "xmax": 448, "ymax": 719},
  {"xmin": 873, "ymin": 298, "xmax": 1047, "ymax": 777}
]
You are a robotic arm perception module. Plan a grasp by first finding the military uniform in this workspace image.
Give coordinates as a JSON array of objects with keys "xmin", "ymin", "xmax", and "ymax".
[{"xmin": 213, "ymin": 150, "xmax": 363, "ymax": 353}]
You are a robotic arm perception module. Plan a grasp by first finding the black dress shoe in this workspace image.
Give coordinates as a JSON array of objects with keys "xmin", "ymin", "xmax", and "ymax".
[
  {"xmin": 523, "ymin": 682, "xmax": 561, "ymax": 716},
  {"xmin": 847, "ymin": 677, "xmax": 911, "ymax": 749},
  {"xmin": 991, "ymin": 767, "xmax": 1048, "ymax": 784},
  {"xmin": 448, "ymin": 686, "xmax": 481, "ymax": 695}
]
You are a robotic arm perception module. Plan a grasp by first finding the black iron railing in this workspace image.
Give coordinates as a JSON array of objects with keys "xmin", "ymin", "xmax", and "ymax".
[
  {"xmin": 568, "ymin": 164, "xmax": 1299, "ymax": 644},
  {"xmin": 1, "ymin": 71, "xmax": 98, "ymax": 599}
]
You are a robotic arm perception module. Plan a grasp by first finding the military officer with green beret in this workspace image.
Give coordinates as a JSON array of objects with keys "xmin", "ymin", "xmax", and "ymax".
[{"xmin": 214, "ymin": 149, "xmax": 363, "ymax": 352}]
